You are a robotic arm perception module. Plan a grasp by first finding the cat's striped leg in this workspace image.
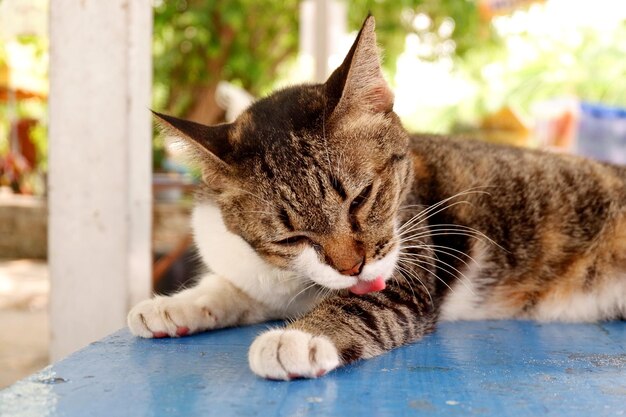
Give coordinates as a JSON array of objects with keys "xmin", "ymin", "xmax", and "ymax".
[
  {"xmin": 128, "ymin": 273, "xmax": 272, "ymax": 338},
  {"xmin": 248, "ymin": 281, "xmax": 437, "ymax": 380}
]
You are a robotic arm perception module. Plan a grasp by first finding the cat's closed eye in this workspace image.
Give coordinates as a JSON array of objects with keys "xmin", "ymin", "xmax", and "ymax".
[
  {"xmin": 273, "ymin": 236, "xmax": 309, "ymax": 246},
  {"xmin": 350, "ymin": 183, "xmax": 373, "ymax": 213}
]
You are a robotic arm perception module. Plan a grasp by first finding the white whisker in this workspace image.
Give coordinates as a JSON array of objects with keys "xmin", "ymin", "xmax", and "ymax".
[
  {"xmin": 285, "ymin": 281, "xmax": 318, "ymax": 310},
  {"xmin": 398, "ymin": 252, "xmax": 476, "ymax": 295},
  {"xmin": 398, "ymin": 258, "xmax": 454, "ymax": 294},
  {"xmin": 398, "ymin": 187, "xmax": 491, "ymax": 233},
  {"xmin": 400, "ymin": 223, "xmax": 491, "ymax": 240},
  {"xmin": 400, "ymin": 228, "xmax": 505, "ymax": 252},
  {"xmin": 241, "ymin": 210, "xmax": 277, "ymax": 217},
  {"xmin": 229, "ymin": 186, "xmax": 276, "ymax": 209},
  {"xmin": 394, "ymin": 264, "xmax": 433, "ymax": 305},
  {"xmin": 401, "ymin": 244, "xmax": 479, "ymax": 267},
  {"xmin": 398, "ymin": 201, "xmax": 478, "ymax": 236}
]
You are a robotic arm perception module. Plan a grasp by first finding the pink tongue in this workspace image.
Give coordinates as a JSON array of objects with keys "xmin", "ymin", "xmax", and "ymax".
[{"xmin": 349, "ymin": 276, "xmax": 386, "ymax": 295}]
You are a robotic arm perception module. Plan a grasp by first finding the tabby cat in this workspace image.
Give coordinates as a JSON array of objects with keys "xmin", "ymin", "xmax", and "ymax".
[{"xmin": 128, "ymin": 16, "xmax": 626, "ymax": 380}]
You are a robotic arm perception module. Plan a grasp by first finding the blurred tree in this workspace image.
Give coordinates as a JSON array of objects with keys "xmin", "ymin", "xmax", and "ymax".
[
  {"xmin": 152, "ymin": 0, "xmax": 497, "ymax": 124},
  {"xmin": 153, "ymin": 0, "xmax": 300, "ymax": 125}
]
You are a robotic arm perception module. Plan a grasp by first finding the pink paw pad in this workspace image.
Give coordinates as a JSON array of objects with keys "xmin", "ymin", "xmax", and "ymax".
[
  {"xmin": 315, "ymin": 370, "xmax": 327, "ymax": 377},
  {"xmin": 176, "ymin": 326, "xmax": 189, "ymax": 337},
  {"xmin": 152, "ymin": 331, "xmax": 168, "ymax": 338},
  {"xmin": 287, "ymin": 373, "xmax": 303, "ymax": 380}
]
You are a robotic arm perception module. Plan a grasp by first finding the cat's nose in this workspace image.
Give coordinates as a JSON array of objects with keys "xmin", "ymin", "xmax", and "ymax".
[{"xmin": 339, "ymin": 259, "xmax": 364, "ymax": 276}]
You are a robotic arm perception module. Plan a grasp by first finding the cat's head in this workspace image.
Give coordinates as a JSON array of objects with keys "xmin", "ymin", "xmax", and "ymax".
[{"xmin": 157, "ymin": 16, "xmax": 412, "ymax": 294}]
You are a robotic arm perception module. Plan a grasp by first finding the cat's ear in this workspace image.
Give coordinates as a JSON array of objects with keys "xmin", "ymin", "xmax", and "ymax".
[
  {"xmin": 325, "ymin": 15, "xmax": 393, "ymax": 116},
  {"xmin": 152, "ymin": 111, "xmax": 233, "ymax": 160},
  {"xmin": 152, "ymin": 111, "xmax": 233, "ymax": 188}
]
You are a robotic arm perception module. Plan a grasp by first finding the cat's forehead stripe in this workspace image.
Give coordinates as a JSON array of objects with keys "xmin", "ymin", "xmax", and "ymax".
[
  {"xmin": 278, "ymin": 208, "xmax": 294, "ymax": 231},
  {"xmin": 316, "ymin": 174, "xmax": 327, "ymax": 200}
]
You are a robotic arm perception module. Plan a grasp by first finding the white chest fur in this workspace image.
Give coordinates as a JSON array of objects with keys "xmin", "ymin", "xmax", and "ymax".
[{"xmin": 191, "ymin": 203, "xmax": 319, "ymax": 316}]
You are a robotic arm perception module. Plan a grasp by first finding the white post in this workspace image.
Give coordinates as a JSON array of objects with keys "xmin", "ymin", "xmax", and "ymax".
[
  {"xmin": 314, "ymin": 0, "xmax": 331, "ymax": 82},
  {"xmin": 48, "ymin": 0, "xmax": 153, "ymax": 360},
  {"xmin": 301, "ymin": 0, "xmax": 347, "ymax": 82}
]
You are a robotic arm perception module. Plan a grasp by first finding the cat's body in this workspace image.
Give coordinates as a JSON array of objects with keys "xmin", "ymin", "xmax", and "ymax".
[
  {"xmin": 408, "ymin": 134, "xmax": 626, "ymax": 322},
  {"xmin": 128, "ymin": 17, "xmax": 626, "ymax": 380}
]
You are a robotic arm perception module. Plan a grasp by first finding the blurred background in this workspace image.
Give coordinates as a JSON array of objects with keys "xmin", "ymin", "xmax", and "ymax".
[{"xmin": 1, "ymin": 0, "xmax": 625, "ymax": 388}]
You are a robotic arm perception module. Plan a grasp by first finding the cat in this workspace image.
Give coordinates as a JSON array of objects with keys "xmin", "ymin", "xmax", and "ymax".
[{"xmin": 128, "ymin": 16, "xmax": 626, "ymax": 380}]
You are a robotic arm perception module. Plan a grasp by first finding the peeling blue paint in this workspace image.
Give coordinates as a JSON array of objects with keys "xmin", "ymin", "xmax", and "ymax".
[{"xmin": 1, "ymin": 321, "xmax": 625, "ymax": 416}]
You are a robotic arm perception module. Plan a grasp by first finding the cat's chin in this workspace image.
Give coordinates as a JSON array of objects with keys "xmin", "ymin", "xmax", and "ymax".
[{"xmin": 292, "ymin": 245, "xmax": 399, "ymax": 293}]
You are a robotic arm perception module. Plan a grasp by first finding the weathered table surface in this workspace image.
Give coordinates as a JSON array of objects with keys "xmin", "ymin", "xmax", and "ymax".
[{"xmin": 1, "ymin": 321, "xmax": 625, "ymax": 417}]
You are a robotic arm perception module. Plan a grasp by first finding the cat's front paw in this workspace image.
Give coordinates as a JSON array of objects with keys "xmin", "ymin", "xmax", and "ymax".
[
  {"xmin": 127, "ymin": 296, "xmax": 218, "ymax": 338},
  {"xmin": 248, "ymin": 329, "xmax": 340, "ymax": 380}
]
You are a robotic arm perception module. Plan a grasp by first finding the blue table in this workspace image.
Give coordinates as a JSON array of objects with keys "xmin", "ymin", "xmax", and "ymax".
[{"xmin": 1, "ymin": 321, "xmax": 625, "ymax": 416}]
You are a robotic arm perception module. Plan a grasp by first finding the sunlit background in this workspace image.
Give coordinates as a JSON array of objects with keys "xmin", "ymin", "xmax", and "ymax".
[{"xmin": 1, "ymin": 0, "xmax": 625, "ymax": 388}]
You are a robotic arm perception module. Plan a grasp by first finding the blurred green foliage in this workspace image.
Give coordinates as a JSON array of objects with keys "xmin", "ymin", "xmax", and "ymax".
[
  {"xmin": 348, "ymin": 0, "xmax": 498, "ymax": 71},
  {"xmin": 2, "ymin": 0, "xmax": 624, "ymax": 190},
  {"xmin": 152, "ymin": 0, "xmax": 499, "ymax": 119},
  {"xmin": 152, "ymin": 0, "xmax": 299, "ymax": 117},
  {"xmin": 432, "ymin": 19, "xmax": 626, "ymax": 132},
  {"xmin": 487, "ymin": 25, "xmax": 626, "ymax": 111},
  {"xmin": 153, "ymin": 0, "xmax": 626, "ymax": 146}
]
